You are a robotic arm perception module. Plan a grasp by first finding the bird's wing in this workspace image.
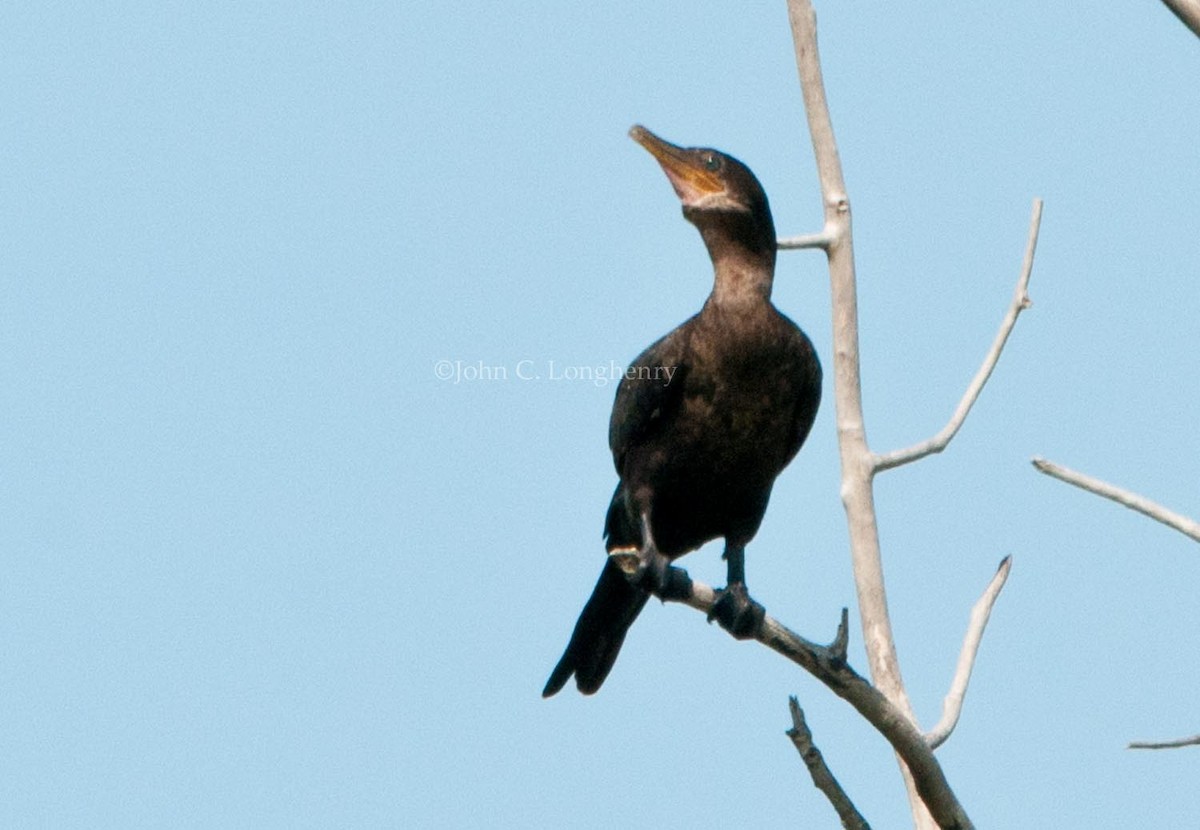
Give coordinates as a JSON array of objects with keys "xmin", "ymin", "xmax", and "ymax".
[
  {"xmin": 782, "ymin": 334, "xmax": 823, "ymax": 466},
  {"xmin": 608, "ymin": 322, "xmax": 692, "ymax": 474}
]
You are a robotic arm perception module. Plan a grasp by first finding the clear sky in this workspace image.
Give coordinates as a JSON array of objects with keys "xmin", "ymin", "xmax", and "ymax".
[{"xmin": 3, "ymin": 2, "xmax": 1198, "ymax": 827}]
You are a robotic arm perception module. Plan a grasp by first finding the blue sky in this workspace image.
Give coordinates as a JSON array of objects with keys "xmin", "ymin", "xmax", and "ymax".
[{"xmin": 3, "ymin": 2, "xmax": 1199, "ymax": 827}]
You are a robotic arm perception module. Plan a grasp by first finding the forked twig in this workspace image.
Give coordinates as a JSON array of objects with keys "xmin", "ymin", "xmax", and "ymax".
[{"xmin": 875, "ymin": 201, "xmax": 1042, "ymax": 473}]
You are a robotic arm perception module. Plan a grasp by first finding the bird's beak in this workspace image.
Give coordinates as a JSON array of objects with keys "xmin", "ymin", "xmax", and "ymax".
[{"xmin": 630, "ymin": 124, "xmax": 723, "ymax": 205}]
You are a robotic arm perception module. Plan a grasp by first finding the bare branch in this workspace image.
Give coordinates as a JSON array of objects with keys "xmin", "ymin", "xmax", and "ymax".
[
  {"xmin": 1160, "ymin": 0, "xmax": 1200, "ymax": 38},
  {"xmin": 787, "ymin": 696, "xmax": 871, "ymax": 829},
  {"xmin": 785, "ymin": 0, "xmax": 912, "ymax": 715},
  {"xmin": 1031, "ymin": 461, "xmax": 1200, "ymax": 749},
  {"xmin": 1129, "ymin": 733, "xmax": 1200, "ymax": 750},
  {"xmin": 1031, "ymin": 458, "xmax": 1200, "ymax": 543},
  {"xmin": 628, "ymin": 554, "xmax": 974, "ymax": 829},
  {"xmin": 778, "ymin": 231, "xmax": 834, "ymax": 250},
  {"xmin": 785, "ymin": 5, "xmax": 954, "ymax": 825},
  {"xmin": 874, "ymin": 201, "xmax": 1042, "ymax": 473},
  {"xmin": 926, "ymin": 557, "xmax": 1013, "ymax": 749},
  {"xmin": 783, "ymin": 2, "xmax": 1026, "ymax": 823}
]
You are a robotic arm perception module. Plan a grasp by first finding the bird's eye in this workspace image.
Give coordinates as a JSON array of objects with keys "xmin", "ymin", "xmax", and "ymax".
[{"xmin": 703, "ymin": 154, "xmax": 722, "ymax": 172}]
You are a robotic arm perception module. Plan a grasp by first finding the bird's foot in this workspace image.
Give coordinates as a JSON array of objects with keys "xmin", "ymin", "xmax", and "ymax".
[
  {"xmin": 608, "ymin": 546, "xmax": 691, "ymax": 601},
  {"xmin": 708, "ymin": 582, "xmax": 765, "ymax": 639}
]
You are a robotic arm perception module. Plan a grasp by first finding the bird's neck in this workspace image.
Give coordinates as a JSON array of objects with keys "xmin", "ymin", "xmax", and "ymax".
[
  {"xmin": 709, "ymin": 257, "xmax": 774, "ymax": 308},
  {"xmin": 697, "ymin": 219, "xmax": 776, "ymax": 308}
]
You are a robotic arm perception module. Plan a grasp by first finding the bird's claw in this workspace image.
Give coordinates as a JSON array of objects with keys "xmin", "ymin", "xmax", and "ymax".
[{"xmin": 708, "ymin": 583, "xmax": 764, "ymax": 639}]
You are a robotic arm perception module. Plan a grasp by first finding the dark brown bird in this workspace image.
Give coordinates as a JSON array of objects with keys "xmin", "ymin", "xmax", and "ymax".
[{"xmin": 543, "ymin": 125, "xmax": 822, "ymax": 697}]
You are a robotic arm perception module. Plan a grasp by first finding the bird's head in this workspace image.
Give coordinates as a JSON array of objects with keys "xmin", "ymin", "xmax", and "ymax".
[{"xmin": 630, "ymin": 124, "xmax": 775, "ymax": 262}]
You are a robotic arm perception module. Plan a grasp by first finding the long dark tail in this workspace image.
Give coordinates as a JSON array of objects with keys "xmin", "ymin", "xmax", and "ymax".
[{"xmin": 542, "ymin": 559, "xmax": 650, "ymax": 697}]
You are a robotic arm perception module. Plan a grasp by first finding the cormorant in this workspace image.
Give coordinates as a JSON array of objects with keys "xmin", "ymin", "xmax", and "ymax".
[{"xmin": 543, "ymin": 125, "xmax": 822, "ymax": 697}]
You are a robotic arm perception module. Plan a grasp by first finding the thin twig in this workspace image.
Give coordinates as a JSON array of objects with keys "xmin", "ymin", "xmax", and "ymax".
[
  {"xmin": 1160, "ymin": 0, "xmax": 1200, "ymax": 38},
  {"xmin": 1129, "ymin": 734, "xmax": 1200, "ymax": 750},
  {"xmin": 1031, "ymin": 458, "xmax": 1200, "ymax": 543},
  {"xmin": 778, "ymin": 231, "xmax": 834, "ymax": 250},
  {"xmin": 1032, "ymin": 460, "xmax": 1200, "ymax": 752},
  {"xmin": 874, "ymin": 201, "xmax": 1042, "ymax": 473},
  {"xmin": 926, "ymin": 557, "xmax": 1013, "ymax": 749},
  {"xmin": 787, "ymin": 696, "xmax": 871, "ymax": 829}
]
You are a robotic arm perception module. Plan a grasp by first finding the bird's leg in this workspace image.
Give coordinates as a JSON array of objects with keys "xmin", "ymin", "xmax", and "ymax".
[
  {"xmin": 708, "ymin": 542, "xmax": 765, "ymax": 639},
  {"xmin": 608, "ymin": 511, "xmax": 691, "ymax": 601}
]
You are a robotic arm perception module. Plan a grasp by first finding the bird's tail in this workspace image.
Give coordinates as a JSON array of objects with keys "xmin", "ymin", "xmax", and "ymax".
[{"xmin": 542, "ymin": 558, "xmax": 650, "ymax": 697}]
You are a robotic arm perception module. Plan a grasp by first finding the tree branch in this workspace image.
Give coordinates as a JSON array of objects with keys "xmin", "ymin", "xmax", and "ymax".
[
  {"xmin": 1160, "ymin": 0, "xmax": 1200, "ymax": 38},
  {"xmin": 786, "ymin": 696, "xmax": 871, "ymax": 829},
  {"xmin": 1031, "ymin": 460, "xmax": 1199, "ymax": 749},
  {"xmin": 926, "ymin": 556, "xmax": 1013, "ymax": 749},
  {"xmin": 874, "ymin": 201, "xmax": 1042, "ymax": 473},
  {"xmin": 784, "ymin": 4, "xmax": 998, "ymax": 826},
  {"xmin": 1129, "ymin": 733, "xmax": 1200, "ymax": 750},
  {"xmin": 1031, "ymin": 458, "xmax": 1200, "ymax": 543},
  {"xmin": 625, "ymin": 552, "xmax": 974, "ymax": 829},
  {"xmin": 786, "ymin": 0, "xmax": 912, "ymax": 720}
]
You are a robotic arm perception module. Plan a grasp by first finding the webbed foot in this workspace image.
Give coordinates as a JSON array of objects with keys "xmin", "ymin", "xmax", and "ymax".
[{"xmin": 708, "ymin": 582, "xmax": 765, "ymax": 639}]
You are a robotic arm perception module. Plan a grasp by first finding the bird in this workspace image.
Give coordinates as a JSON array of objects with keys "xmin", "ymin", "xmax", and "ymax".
[{"xmin": 542, "ymin": 125, "xmax": 822, "ymax": 697}]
